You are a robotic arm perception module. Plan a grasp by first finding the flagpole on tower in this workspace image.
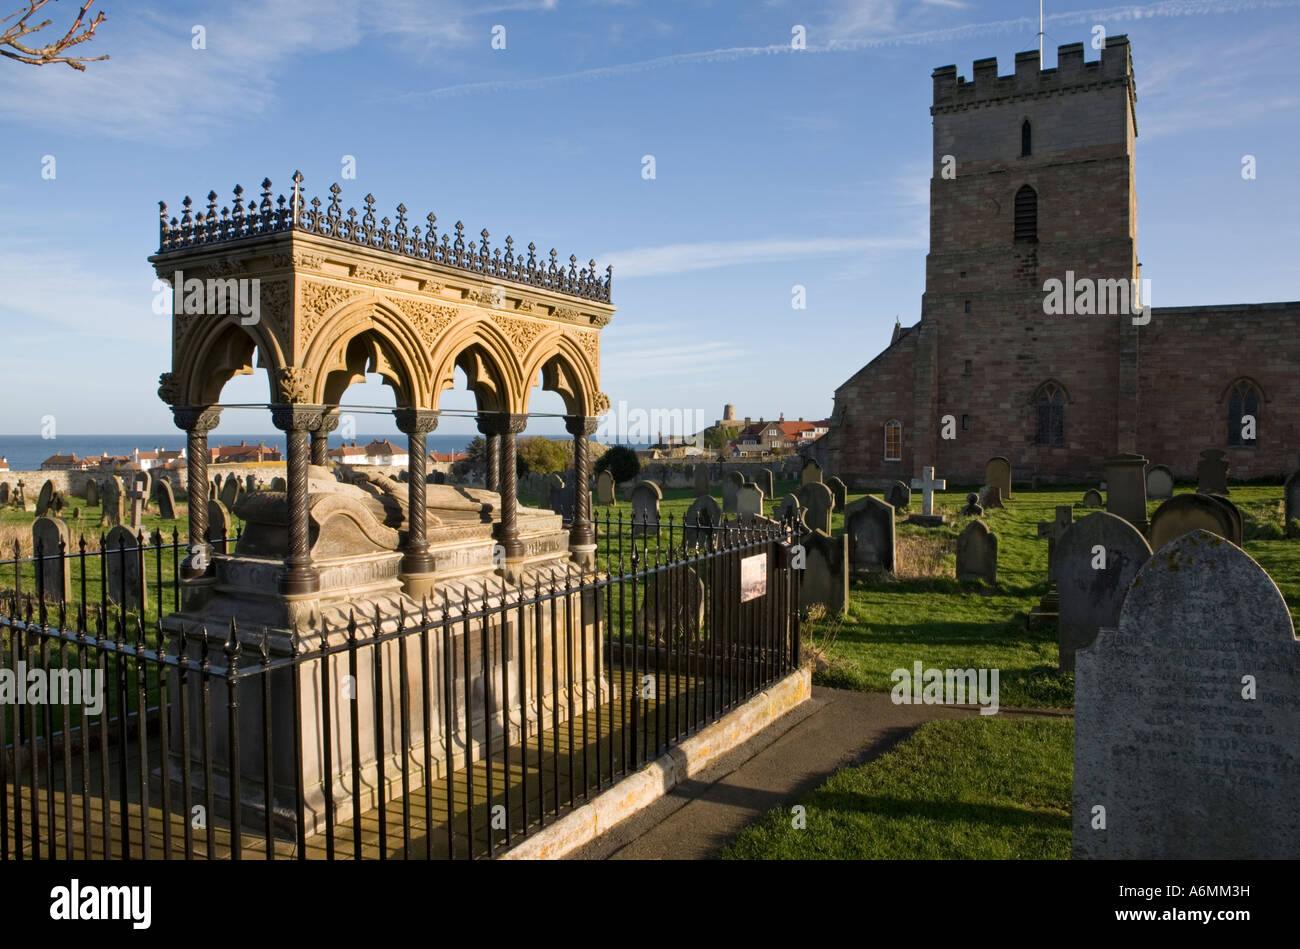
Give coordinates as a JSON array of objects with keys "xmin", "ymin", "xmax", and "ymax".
[{"xmin": 1039, "ymin": 0, "xmax": 1044, "ymax": 66}]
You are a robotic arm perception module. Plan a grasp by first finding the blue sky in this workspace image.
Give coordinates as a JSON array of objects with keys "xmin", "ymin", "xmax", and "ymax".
[{"xmin": 0, "ymin": 0, "xmax": 1296, "ymax": 440}]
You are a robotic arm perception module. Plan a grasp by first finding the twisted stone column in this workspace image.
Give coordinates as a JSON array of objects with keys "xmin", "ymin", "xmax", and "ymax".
[
  {"xmin": 566, "ymin": 415, "xmax": 598, "ymax": 567},
  {"xmin": 394, "ymin": 408, "xmax": 438, "ymax": 578},
  {"xmin": 173, "ymin": 405, "xmax": 221, "ymax": 580},
  {"xmin": 310, "ymin": 410, "xmax": 339, "ymax": 467},
  {"xmin": 498, "ymin": 414, "xmax": 528, "ymax": 561},
  {"xmin": 478, "ymin": 415, "xmax": 502, "ymax": 493},
  {"xmin": 272, "ymin": 405, "xmax": 324, "ymax": 596}
]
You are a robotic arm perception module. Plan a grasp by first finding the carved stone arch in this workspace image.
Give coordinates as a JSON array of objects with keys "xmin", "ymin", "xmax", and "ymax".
[
  {"xmin": 300, "ymin": 298, "xmax": 434, "ymax": 409},
  {"xmin": 523, "ymin": 331, "xmax": 600, "ymax": 417},
  {"xmin": 429, "ymin": 317, "xmax": 525, "ymax": 414},
  {"xmin": 1218, "ymin": 375, "xmax": 1267, "ymax": 405},
  {"xmin": 177, "ymin": 317, "xmax": 284, "ymax": 406}
]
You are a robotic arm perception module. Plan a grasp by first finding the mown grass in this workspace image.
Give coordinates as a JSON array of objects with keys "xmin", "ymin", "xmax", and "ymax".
[{"xmin": 720, "ymin": 717, "xmax": 1073, "ymax": 860}]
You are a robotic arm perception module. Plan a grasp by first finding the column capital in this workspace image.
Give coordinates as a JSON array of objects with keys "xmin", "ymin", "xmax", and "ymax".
[
  {"xmin": 271, "ymin": 404, "xmax": 328, "ymax": 433},
  {"xmin": 477, "ymin": 411, "xmax": 528, "ymax": 436},
  {"xmin": 172, "ymin": 405, "xmax": 222, "ymax": 433},
  {"xmin": 564, "ymin": 415, "xmax": 599, "ymax": 437},
  {"xmin": 316, "ymin": 410, "xmax": 341, "ymax": 435},
  {"xmin": 394, "ymin": 408, "xmax": 439, "ymax": 435}
]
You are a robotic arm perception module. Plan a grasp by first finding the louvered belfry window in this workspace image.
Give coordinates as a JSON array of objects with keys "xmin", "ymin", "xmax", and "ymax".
[{"xmin": 1014, "ymin": 185, "xmax": 1037, "ymax": 243}]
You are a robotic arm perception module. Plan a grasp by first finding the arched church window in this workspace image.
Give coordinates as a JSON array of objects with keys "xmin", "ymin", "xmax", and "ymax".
[
  {"xmin": 1014, "ymin": 185, "xmax": 1037, "ymax": 243},
  {"xmin": 1227, "ymin": 379, "xmax": 1261, "ymax": 446},
  {"xmin": 1034, "ymin": 382, "xmax": 1065, "ymax": 446},
  {"xmin": 884, "ymin": 420, "xmax": 902, "ymax": 462},
  {"xmin": 1021, "ymin": 119, "xmax": 1032, "ymax": 157}
]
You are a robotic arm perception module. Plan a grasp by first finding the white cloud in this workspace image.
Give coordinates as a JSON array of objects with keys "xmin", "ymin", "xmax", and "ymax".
[{"xmin": 599, "ymin": 236, "xmax": 925, "ymax": 278}]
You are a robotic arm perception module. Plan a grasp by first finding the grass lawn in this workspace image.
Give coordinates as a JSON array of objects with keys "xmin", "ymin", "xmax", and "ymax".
[{"xmin": 721, "ymin": 717, "xmax": 1073, "ymax": 860}]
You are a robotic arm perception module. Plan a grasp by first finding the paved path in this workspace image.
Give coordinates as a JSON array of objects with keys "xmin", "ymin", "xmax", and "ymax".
[{"xmin": 569, "ymin": 686, "xmax": 1070, "ymax": 860}]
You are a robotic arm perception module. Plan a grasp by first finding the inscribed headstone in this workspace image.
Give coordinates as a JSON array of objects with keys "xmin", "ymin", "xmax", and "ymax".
[
  {"xmin": 955, "ymin": 520, "xmax": 996, "ymax": 584},
  {"xmin": 844, "ymin": 495, "xmax": 894, "ymax": 574},
  {"xmin": 1055, "ymin": 512, "xmax": 1151, "ymax": 671},
  {"xmin": 1148, "ymin": 494, "xmax": 1238, "ymax": 551}
]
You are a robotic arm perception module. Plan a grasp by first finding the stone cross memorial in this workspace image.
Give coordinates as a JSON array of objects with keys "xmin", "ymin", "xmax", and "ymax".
[
  {"xmin": 1074, "ymin": 531, "xmax": 1300, "ymax": 858},
  {"xmin": 907, "ymin": 467, "xmax": 946, "ymax": 526}
]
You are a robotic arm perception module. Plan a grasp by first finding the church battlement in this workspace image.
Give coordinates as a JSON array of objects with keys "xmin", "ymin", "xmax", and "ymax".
[{"xmin": 932, "ymin": 35, "xmax": 1133, "ymax": 112}]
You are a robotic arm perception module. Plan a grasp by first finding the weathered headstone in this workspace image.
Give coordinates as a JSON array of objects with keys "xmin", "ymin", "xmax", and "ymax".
[
  {"xmin": 955, "ymin": 520, "xmax": 997, "ymax": 584},
  {"xmin": 35, "ymin": 479, "xmax": 54, "ymax": 517},
  {"xmin": 125, "ymin": 480, "xmax": 146, "ymax": 531},
  {"xmin": 1195, "ymin": 448, "xmax": 1230, "ymax": 495},
  {"xmin": 844, "ymin": 495, "xmax": 894, "ymax": 575},
  {"xmin": 32, "ymin": 516, "xmax": 71, "ymax": 601},
  {"xmin": 1055, "ymin": 512, "xmax": 1151, "ymax": 671},
  {"xmin": 630, "ymin": 481, "xmax": 662, "ymax": 538},
  {"xmin": 799, "ymin": 530, "xmax": 848, "ymax": 615},
  {"xmin": 693, "ymin": 464, "xmax": 710, "ymax": 498},
  {"xmin": 1080, "ymin": 488, "xmax": 1103, "ymax": 508},
  {"xmin": 907, "ymin": 467, "xmax": 946, "ymax": 526},
  {"xmin": 1103, "ymin": 452, "xmax": 1148, "ymax": 531},
  {"xmin": 774, "ymin": 494, "xmax": 805, "ymax": 529},
  {"xmin": 800, "ymin": 459, "xmax": 823, "ymax": 486},
  {"xmin": 885, "ymin": 481, "xmax": 910, "ymax": 512},
  {"xmin": 595, "ymin": 469, "xmax": 616, "ymax": 506},
  {"xmin": 984, "ymin": 456, "xmax": 1012, "ymax": 501},
  {"xmin": 539, "ymin": 473, "xmax": 562, "ymax": 510},
  {"xmin": 246, "ymin": 474, "xmax": 257, "ymax": 494},
  {"xmin": 154, "ymin": 478, "xmax": 177, "ymax": 519},
  {"xmin": 134, "ymin": 470, "xmax": 152, "ymax": 508},
  {"xmin": 798, "ymin": 482, "xmax": 834, "ymax": 535},
  {"xmin": 1073, "ymin": 531, "xmax": 1300, "ymax": 858},
  {"xmin": 1148, "ymin": 494, "xmax": 1238, "ymax": 551},
  {"xmin": 755, "ymin": 468, "xmax": 775, "ymax": 500},
  {"xmin": 959, "ymin": 492, "xmax": 983, "ymax": 516},
  {"xmin": 684, "ymin": 494, "xmax": 722, "ymax": 549},
  {"xmin": 101, "ymin": 476, "xmax": 124, "ymax": 526},
  {"xmin": 13, "ymin": 479, "xmax": 24, "ymax": 508},
  {"xmin": 550, "ymin": 479, "xmax": 576, "ymax": 521},
  {"xmin": 207, "ymin": 499, "xmax": 233, "ymax": 552},
  {"xmin": 271, "ymin": 476, "xmax": 287, "ymax": 492},
  {"xmin": 1207, "ymin": 494, "xmax": 1243, "ymax": 545},
  {"xmin": 978, "ymin": 484, "xmax": 1003, "ymax": 510},
  {"xmin": 85, "ymin": 478, "xmax": 99, "ymax": 507},
  {"xmin": 1144, "ymin": 464, "xmax": 1174, "ymax": 500},
  {"xmin": 103, "ymin": 524, "xmax": 147, "ymax": 610},
  {"xmin": 1285, "ymin": 470, "xmax": 1300, "ymax": 538},
  {"xmin": 0, "ymin": 483, "xmax": 8, "ymax": 505},
  {"xmin": 825, "ymin": 476, "xmax": 847, "ymax": 512},
  {"xmin": 722, "ymin": 471, "xmax": 745, "ymax": 514},
  {"xmin": 736, "ymin": 483, "xmax": 764, "ymax": 517},
  {"xmin": 220, "ymin": 475, "xmax": 240, "ymax": 509}
]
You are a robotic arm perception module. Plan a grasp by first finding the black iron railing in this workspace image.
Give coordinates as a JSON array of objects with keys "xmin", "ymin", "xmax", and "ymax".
[{"xmin": 1, "ymin": 517, "xmax": 801, "ymax": 860}]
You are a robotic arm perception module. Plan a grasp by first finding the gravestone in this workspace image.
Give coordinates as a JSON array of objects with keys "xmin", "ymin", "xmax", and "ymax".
[
  {"xmin": 134, "ymin": 470, "xmax": 152, "ymax": 507},
  {"xmin": 539, "ymin": 473, "xmax": 562, "ymax": 510},
  {"xmin": 630, "ymin": 481, "xmax": 662, "ymax": 538},
  {"xmin": 799, "ymin": 531, "xmax": 849, "ymax": 615},
  {"xmin": 595, "ymin": 469, "xmax": 616, "ymax": 506},
  {"xmin": 103, "ymin": 524, "xmax": 146, "ymax": 610},
  {"xmin": 271, "ymin": 476, "xmax": 287, "ymax": 492},
  {"xmin": 1144, "ymin": 464, "xmax": 1173, "ymax": 500},
  {"xmin": 246, "ymin": 474, "xmax": 257, "ymax": 493},
  {"xmin": 220, "ymin": 476, "xmax": 240, "ymax": 509},
  {"xmin": 955, "ymin": 520, "xmax": 996, "ymax": 584},
  {"xmin": 1103, "ymin": 452, "xmax": 1148, "ymax": 531},
  {"xmin": 207, "ymin": 499, "xmax": 233, "ymax": 552},
  {"xmin": 550, "ymin": 480, "xmax": 576, "ymax": 521},
  {"xmin": 35, "ymin": 479, "xmax": 54, "ymax": 517},
  {"xmin": 959, "ymin": 492, "xmax": 983, "ymax": 516},
  {"xmin": 693, "ymin": 464, "xmax": 710, "ymax": 498},
  {"xmin": 755, "ymin": 468, "xmax": 775, "ymax": 500},
  {"xmin": 984, "ymin": 456, "xmax": 1012, "ymax": 501},
  {"xmin": 638, "ymin": 564, "xmax": 705, "ymax": 645},
  {"xmin": 101, "ymin": 476, "xmax": 124, "ymax": 526},
  {"xmin": 907, "ymin": 467, "xmax": 946, "ymax": 526},
  {"xmin": 32, "ymin": 516, "xmax": 71, "ymax": 601},
  {"xmin": 800, "ymin": 459, "xmax": 823, "ymax": 486},
  {"xmin": 885, "ymin": 481, "xmax": 910, "ymax": 512},
  {"xmin": 154, "ymin": 478, "xmax": 177, "ymax": 520},
  {"xmin": 1029, "ymin": 505, "xmax": 1074, "ymax": 628},
  {"xmin": 1148, "ymin": 494, "xmax": 1238, "ymax": 551},
  {"xmin": 722, "ymin": 471, "xmax": 745, "ymax": 514},
  {"xmin": 125, "ymin": 480, "xmax": 146, "ymax": 531},
  {"xmin": 684, "ymin": 495, "xmax": 722, "ymax": 549},
  {"xmin": 978, "ymin": 484, "xmax": 1003, "ymax": 510},
  {"xmin": 798, "ymin": 482, "xmax": 834, "ymax": 535},
  {"xmin": 85, "ymin": 478, "xmax": 99, "ymax": 507},
  {"xmin": 14, "ymin": 480, "xmax": 24, "ymax": 508},
  {"xmin": 1054, "ymin": 512, "xmax": 1151, "ymax": 671},
  {"xmin": 1080, "ymin": 489, "xmax": 1103, "ymax": 508},
  {"xmin": 774, "ymin": 494, "xmax": 805, "ymax": 530},
  {"xmin": 1285, "ymin": 470, "xmax": 1300, "ymax": 538},
  {"xmin": 1195, "ymin": 448, "xmax": 1230, "ymax": 495},
  {"xmin": 0, "ymin": 483, "xmax": 8, "ymax": 505},
  {"xmin": 844, "ymin": 495, "xmax": 895, "ymax": 575},
  {"xmin": 736, "ymin": 483, "xmax": 764, "ymax": 517},
  {"xmin": 825, "ymin": 476, "xmax": 847, "ymax": 513},
  {"xmin": 1207, "ymin": 494, "xmax": 1243, "ymax": 545},
  {"xmin": 1073, "ymin": 531, "xmax": 1300, "ymax": 859}
]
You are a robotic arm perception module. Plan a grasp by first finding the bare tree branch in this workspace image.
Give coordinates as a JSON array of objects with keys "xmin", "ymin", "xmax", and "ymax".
[{"xmin": 0, "ymin": 0, "xmax": 108, "ymax": 70}]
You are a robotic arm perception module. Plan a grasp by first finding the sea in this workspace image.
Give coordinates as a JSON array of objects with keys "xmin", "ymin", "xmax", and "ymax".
[{"xmin": 0, "ymin": 433, "xmax": 484, "ymax": 471}]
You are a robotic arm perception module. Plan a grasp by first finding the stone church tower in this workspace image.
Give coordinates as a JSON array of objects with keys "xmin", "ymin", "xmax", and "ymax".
[{"xmin": 821, "ymin": 35, "xmax": 1300, "ymax": 487}]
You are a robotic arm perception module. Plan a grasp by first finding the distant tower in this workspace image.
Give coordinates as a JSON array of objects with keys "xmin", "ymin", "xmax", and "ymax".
[{"xmin": 723, "ymin": 404, "xmax": 736, "ymax": 422}]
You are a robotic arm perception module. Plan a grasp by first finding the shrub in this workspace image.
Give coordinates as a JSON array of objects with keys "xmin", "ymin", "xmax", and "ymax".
[{"xmin": 595, "ymin": 445, "xmax": 640, "ymax": 483}]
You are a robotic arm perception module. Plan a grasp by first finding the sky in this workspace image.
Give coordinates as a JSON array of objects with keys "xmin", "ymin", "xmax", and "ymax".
[{"xmin": 0, "ymin": 0, "xmax": 1296, "ymax": 441}]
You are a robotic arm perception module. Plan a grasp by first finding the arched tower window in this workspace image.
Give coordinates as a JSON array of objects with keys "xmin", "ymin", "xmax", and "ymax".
[
  {"xmin": 1034, "ymin": 382, "xmax": 1065, "ymax": 446},
  {"xmin": 1014, "ymin": 185, "xmax": 1037, "ymax": 243},
  {"xmin": 884, "ymin": 420, "xmax": 902, "ymax": 462},
  {"xmin": 1226, "ymin": 378, "xmax": 1261, "ymax": 446},
  {"xmin": 1021, "ymin": 119, "xmax": 1032, "ymax": 157}
]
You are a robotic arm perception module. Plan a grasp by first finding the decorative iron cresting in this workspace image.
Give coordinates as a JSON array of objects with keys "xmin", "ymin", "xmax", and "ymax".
[{"xmin": 157, "ymin": 172, "xmax": 612, "ymax": 303}]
